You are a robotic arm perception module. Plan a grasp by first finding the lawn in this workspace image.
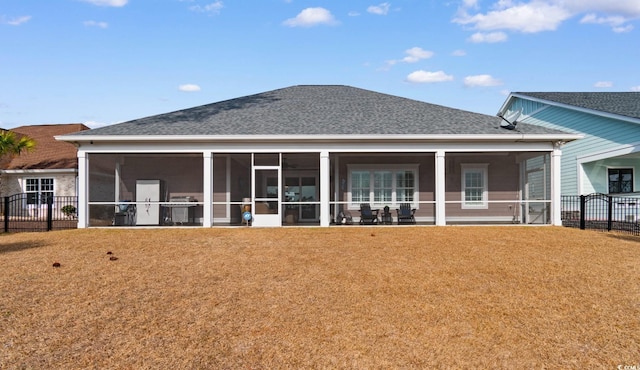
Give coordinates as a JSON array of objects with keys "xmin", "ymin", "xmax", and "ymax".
[{"xmin": 1, "ymin": 226, "xmax": 639, "ymax": 368}]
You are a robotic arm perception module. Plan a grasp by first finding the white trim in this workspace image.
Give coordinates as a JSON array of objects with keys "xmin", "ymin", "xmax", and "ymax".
[
  {"xmin": 446, "ymin": 216, "xmax": 515, "ymax": 222},
  {"xmin": 203, "ymin": 152, "xmax": 213, "ymax": 227},
  {"xmin": 550, "ymin": 147, "xmax": 562, "ymax": 225},
  {"xmin": 435, "ymin": 150, "xmax": 446, "ymax": 226},
  {"xmin": 576, "ymin": 141, "xmax": 640, "ymax": 163},
  {"xmin": 320, "ymin": 151, "xmax": 330, "ymax": 227},
  {"xmin": 57, "ymin": 133, "xmax": 582, "ymax": 144},
  {"xmin": 1, "ymin": 169, "xmax": 77, "ymax": 174},
  {"xmin": 59, "ymin": 141, "xmax": 561, "ymax": 154},
  {"xmin": 77, "ymin": 152, "xmax": 88, "ymax": 228},
  {"xmin": 461, "ymin": 163, "xmax": 489, "ymax": 209}
]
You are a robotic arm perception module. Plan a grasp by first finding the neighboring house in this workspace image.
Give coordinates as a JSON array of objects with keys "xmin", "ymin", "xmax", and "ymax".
[
  {"xmin": 1, "ymin": 124, "xmax": 89, "ymax": 214},
  {"xmin": 57, "ymin": 85, "xmax": 579, "ymax": 228},
  {"xmin": 498, "ymin": 92, "xmax": 640, "ymax": 198}
]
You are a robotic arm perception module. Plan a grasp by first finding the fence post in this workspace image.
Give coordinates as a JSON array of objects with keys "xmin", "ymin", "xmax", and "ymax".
[
  {"xmin": 607, "ymin": 194, "xmax": 613, "ymax": 232},
  {"xmin": 3, "ymin": 196, "xmax": 8, "ymax": 233},
  {"xmin": 47, "ymin": 196, "xmax": 53, "ymax": 231},
  {"xmin": 579, "ymin": 195, "xmax": 586, "ymax": 230}
]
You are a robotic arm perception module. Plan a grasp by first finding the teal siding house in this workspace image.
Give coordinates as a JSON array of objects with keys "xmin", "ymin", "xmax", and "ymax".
[{"xmin": 498, "ymin": 93, "xmax": 640, "ymax": 198}]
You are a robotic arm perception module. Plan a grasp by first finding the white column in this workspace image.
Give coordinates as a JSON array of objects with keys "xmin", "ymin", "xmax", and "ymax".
[
  {"xmin": 320, "ymin": 151, "xmax": 331, "ymax": 227},
  {"xmin": 435, "ymin": 150, "xmax": 446, "ymax": 226},
  {"xmin": 77, "ymin": 151, "xmax": 88, "ymax": 228},
  {"xmin": 551, "ymin": 144, "xmax": 563, "ymax": 226},
  {"xmin": 203, "ymin": 152, "xmax": 213, "ymax": 227}
]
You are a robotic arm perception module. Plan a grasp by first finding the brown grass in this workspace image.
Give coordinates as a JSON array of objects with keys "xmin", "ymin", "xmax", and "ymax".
[{"xmin": 1, "ymin": 226, "xmax": 639, "ymax": 368}]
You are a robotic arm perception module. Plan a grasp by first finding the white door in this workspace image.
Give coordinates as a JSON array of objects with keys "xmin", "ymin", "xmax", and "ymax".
[
  {"xmin": 252, "ymin": 168, "xmax": 281, "ymax": 227},
  {"xmin": 136, "ymin": 180, "xmax": 161, "ymax": 225}
]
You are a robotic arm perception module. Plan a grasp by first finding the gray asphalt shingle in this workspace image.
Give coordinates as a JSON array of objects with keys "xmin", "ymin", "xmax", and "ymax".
[
  {"xmin": 75, "ymin": 85, "xmax": 569, "ymax": 137},
  {"xmin": 516, "ymin": 92, "xmax": 640, "ymax": 120}
]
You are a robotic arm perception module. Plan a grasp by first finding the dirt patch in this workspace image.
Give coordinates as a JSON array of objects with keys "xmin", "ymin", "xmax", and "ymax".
[{"xmin": 1, "ymin": 227, "xmax": 639, "ymax": 368}]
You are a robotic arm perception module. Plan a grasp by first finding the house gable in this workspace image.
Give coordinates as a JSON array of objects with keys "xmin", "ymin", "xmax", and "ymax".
[{"xmin": 500, "ymin": 92, "xmax": 640, "ymax": 195}]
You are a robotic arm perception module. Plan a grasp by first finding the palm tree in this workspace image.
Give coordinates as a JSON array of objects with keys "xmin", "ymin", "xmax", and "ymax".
[
  {"xmin": 0, "ymin": 129, "xmax": 35, "ymax": 157},
  {"xmin": 1, "ymin": 130, "xmax": 36, "ymax": 197}
]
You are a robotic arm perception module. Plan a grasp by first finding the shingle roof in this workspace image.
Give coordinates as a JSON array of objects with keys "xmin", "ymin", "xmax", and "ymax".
[
  {"xmin": 73, "ymin": 85, "xmax": 568, "ymax": 137},
  {"xmin": 515, "ymin": 92, "xmax": 640, "ymax": 120},
  {"xmin": 2, "ymin": 124, "xmax": 89, "ymax": 170}
]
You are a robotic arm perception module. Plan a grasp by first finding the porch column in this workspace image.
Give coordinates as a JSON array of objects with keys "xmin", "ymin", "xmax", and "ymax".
[
  {"xmin": 435, "ymin": 150, "xmax": 446, "ymax": 226},
  {"xmin": 550, "ymin": 144, "xmax": 563, "ymax": 226},
  {"xmin": 77, "ymin": 151, "xmax": 88, "ymax": 228},
  {"xmin": 320, "ymin": 151, "xmax": 330, "ymax": 227},
  {"xmin": 203, "ymin": 152, "xmax": 213, "ymax": 227}
]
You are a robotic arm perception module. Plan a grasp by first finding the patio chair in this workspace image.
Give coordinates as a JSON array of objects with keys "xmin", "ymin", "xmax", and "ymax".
[
  {"xmin": 359, "ymin": 203, "xmax": 379, "ymax": 225},
  {"xmin": 396, "ymin": 203, "xmax": 416, "ymax": 224}
]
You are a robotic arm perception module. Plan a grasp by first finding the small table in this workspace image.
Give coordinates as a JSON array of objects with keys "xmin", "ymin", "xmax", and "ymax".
[{"xmin": 380, "ymin": 207, "xmax": 393, "ymax": 225}]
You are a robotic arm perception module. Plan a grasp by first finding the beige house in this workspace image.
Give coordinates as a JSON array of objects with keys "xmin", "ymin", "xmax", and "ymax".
[
  {"xmin": 57, "ymin": 86, "xmax": 579, "ymax": 227},
  {"xmin": 1, "ymin": 124, "xmax": 89, "ymax": 216}
]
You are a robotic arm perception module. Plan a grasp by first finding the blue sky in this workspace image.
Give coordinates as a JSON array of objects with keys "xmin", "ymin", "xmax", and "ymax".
[{"xmin": 1, "ymin": 0, "xmax": 639, "ymax": 129}]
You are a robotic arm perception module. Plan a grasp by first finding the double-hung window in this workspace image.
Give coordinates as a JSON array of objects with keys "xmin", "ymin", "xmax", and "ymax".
[
  {"xmin": 25, "ymin": 178, "xmax": 54, "ymax": 205},
  {"xmin": 348, "ymin": 165, "xmax": 418, "ymax": 208},
  {"xmin": 608, "ymin": 168, "xmax": 633, "ymax": 194},
  {"xmin": 461, "ymin": 164, "xmax": 488, "ymax": 209}
]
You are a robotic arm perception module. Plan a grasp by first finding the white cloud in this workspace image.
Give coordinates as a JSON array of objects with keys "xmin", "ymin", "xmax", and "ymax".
[
  {"xmin": 463, "ymin": 74, "xmax": 502, "ymax": 87},
  {"xmin": 468, "ymin": 31, "xmax": 507, "ymax": 43},
  {"xmin": 84, "ymin": 120, "xmax": 110, "ymax": 129},
  {"xmin": 80, "ymin": 0, "xmax": 128, "ymax": 7},
  {"xmin": 631, "ymin": 86, "xmax": 640, "ymax": 92},
  {"xmin": 594, "ymin": 81, "xmax": 613, "ymax": 88},
  {"xmin": 367, "ymin": 3, "xmax": 391, "ymax": 15},
  {"xmin": 83, "ymin": 20, "xmax": 108, "ymax": 28},
  {"xmin": 454, "ymin": 2, "xmax": 571, "ymax": 33},
  {"xmin": 454, "ymin": 0, "xmax": 640, "ymax": 35},
  {"xmin": 406, "ymin": 70, "xmax": 454, "ymax": 84},
  {"xmin": 348, "ymin": 11, "xmax": 361, "ymax": 17},
  {"xmin": 452, "ymin": 49, "xmax": 467, "ymax": 56},
  {"xmin": 381, "ymin": 47, "xmax": 434, "ymax": 70},
  {"xmin": 179, "ymin": 84, "xmax": 201, "ymax": 92},
  {"xmin": 581, "ymin": 13, "xmax": 635, "ymax": 32},
  {"xmin": 283, "ymin": 7, "xmax": 338, "ymax": 27},
  {"xmin": 2, "ymin": 15, "xmax": 32, "ymax": 26},
  {"xmin": 402, "ymin": 47, "xmax": 434, "ymax": 63},
  {"xmin": 189, "ymin": 1, "xmax": 224, "ymax": 15},
  {"xmin": 613, "ymin": 24, "xmax": 634, "ymax": 32}
]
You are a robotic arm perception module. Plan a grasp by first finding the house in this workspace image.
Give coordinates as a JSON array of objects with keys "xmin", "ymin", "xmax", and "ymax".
[
  {"xmin": 1, "ymin": 124, "xmax": 89, "ymax": 211},
  {"xmin": 498, "ymin": 92, "xmax": 640, "ymax": 199},
  {"xmin": 57, "ymin": 85, "xmax": 579, "ymax": 228}
]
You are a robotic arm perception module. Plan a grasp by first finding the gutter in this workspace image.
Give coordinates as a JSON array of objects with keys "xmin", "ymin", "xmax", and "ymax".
[{"xmin": 56, "ymin": 133, "xmax": 583, "ymax": 144}]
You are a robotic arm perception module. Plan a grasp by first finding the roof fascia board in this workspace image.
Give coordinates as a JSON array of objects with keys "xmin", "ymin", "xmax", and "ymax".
[
  {"xmin": 509, "ymin": 93, "xmax": 640, "ymax": 125},
  {"xmin": 76, "ymin": 141, "xmax": 564, "ymax": 154},
  {"xmin": 1, "ymin": 168, "xmax": 77, "ymax": 174},
  {"xmin": 57, "ymin": 133, "xmax": 582, "ymax": 143}
]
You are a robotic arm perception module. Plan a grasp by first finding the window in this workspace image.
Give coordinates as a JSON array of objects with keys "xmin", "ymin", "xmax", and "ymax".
[
  {"xmin": 461, "ymin": 164, "xmax": 488, "ymax": 209},
  {"xmin": 25, "ymin": 178, "xmax": 54, "ymax": 205},
  {"xmin": 608, "ymin": 168, "xmax": 633, "ymax": 194},
  {"xmin": 348, "ymin": 165, "xmax": 418, "ymax": 208}
]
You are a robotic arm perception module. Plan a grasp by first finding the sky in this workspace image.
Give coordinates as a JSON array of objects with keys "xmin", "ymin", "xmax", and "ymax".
[{"xmin": 1, "ymin": 0, "xmax": 639, "ymax": 129}]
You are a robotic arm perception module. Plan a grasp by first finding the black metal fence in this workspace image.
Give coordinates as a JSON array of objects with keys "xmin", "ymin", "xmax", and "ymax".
[
  {"xmin": 1, "ymin": 194, "xmax": 78, "ymax": 233},
  {"xmin": 561, "ymin": 193, "xmax": 640, "ymax": 236}
]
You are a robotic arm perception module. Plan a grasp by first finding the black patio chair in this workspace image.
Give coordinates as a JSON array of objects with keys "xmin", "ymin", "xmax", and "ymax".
[
  {"xmin": 396, "ymin": 203, "xmax": 416, "ymax": 224},
  {"xmin": 359, "ymin": 203, "xmax": 379, "ymax": 225}
]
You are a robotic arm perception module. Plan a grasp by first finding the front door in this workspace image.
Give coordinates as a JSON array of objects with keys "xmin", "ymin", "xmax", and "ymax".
[{"xmin": 252, "ymin": 167, "xmax": 281, "ymax": 227}]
